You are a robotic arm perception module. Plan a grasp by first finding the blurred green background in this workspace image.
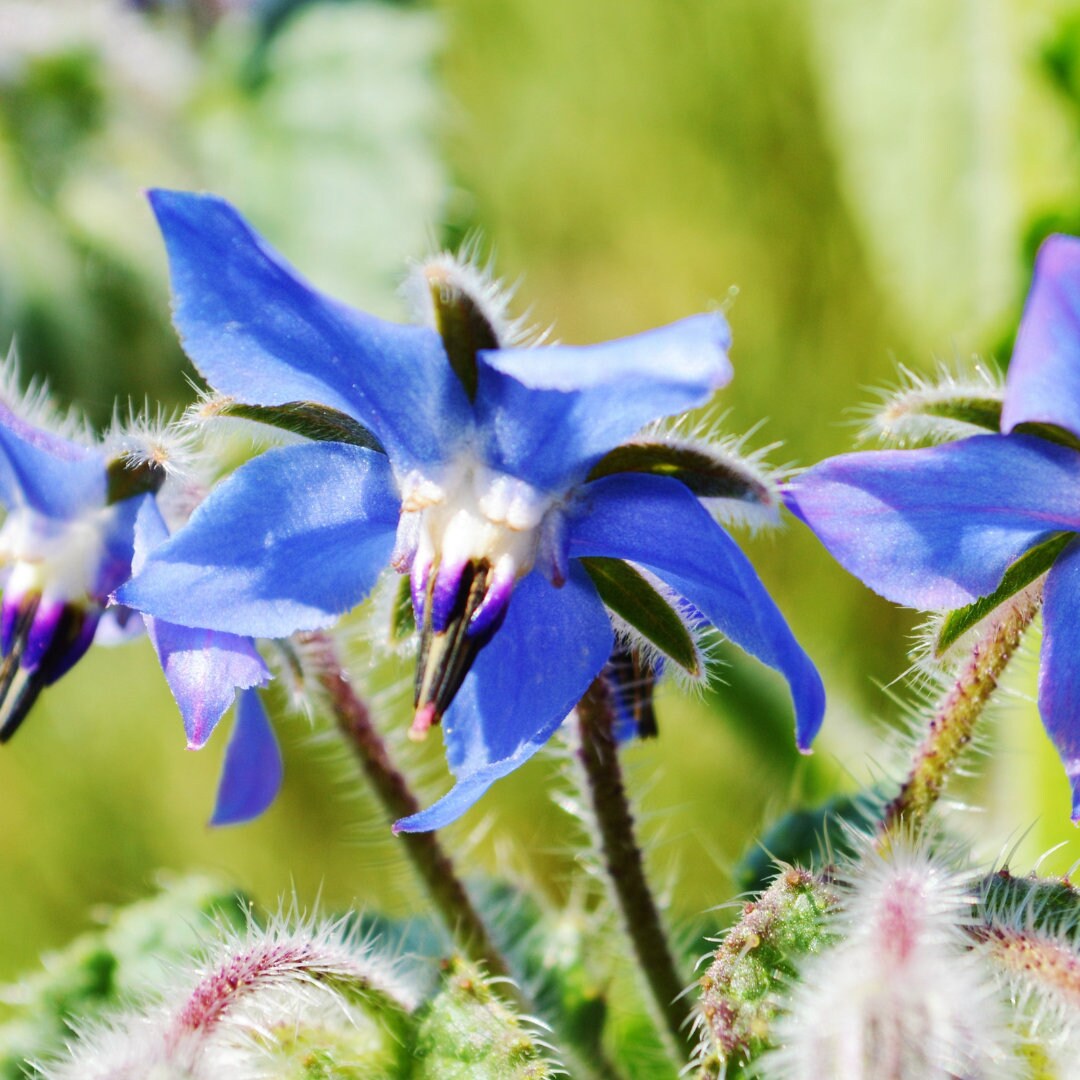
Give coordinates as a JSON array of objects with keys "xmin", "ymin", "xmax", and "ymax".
[{"xmin": 1, "ymin": 0, "xmax": 1080, "ymax": 989}]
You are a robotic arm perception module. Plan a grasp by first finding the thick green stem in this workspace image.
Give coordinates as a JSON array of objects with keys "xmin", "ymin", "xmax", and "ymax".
[
  {"xmin": 574, "ymin": 676, "xmax": 691, "ymax": 1065},
  {"xmin": 881, "ymin": 588, "xmax": 1040, "ymax": 835},
  {"xmin": 300, "ymin": 633, "xmax": 513, "ymax": 984}
]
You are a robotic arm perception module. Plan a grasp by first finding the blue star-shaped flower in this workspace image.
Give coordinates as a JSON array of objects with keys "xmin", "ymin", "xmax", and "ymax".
[
  {"xmin": 120, "ymin": 190, "xmax": 825, "ymax": 832},
  {"xmin": 0, "ymin": 375, "xmax": 277, "ymax": 824},
  {"xmin": 788, "ymin": 234, "xmax": 1080, "ymax": 819}
]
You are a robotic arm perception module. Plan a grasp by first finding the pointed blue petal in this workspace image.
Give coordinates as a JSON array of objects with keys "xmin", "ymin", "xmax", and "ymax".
[
  {"xmin": 394, "ymin": 563, "xmax": 613, "ymax": 832},
  {"xmin": 569, "ymin": 472, "xmax": 825, "ymax": 750},
  {"xmin": 118, "ymin": 441, "xmax": 399, "ymax": 637},
  {"xmin": 1003, "ymin": 235, "xmax": 1080, "ymax": 438},
  {"xmin": 0, "ymin": 400, "xmax": 104, "ymax": 518},
  {"xmin": 1035, "ymin": 539, "xmax": 1080, "ymax": 821},
  {"xmin": 473, "ymin": 313, "xmax": 732, "ymax": 492},
  {"xmin": 148, "ymin": 189, "xmax": 471, "ymax": 469},
  {"xmin": 130, "ymin": 497, "xmax": 270, "ymax": 747},
  {"xmin": 210, "ymin": 689, "xmax": 283, "ymax": 826},
  {"xmin": 788, "ymin": 434, "xmax": 1080, "ymax": 610}
]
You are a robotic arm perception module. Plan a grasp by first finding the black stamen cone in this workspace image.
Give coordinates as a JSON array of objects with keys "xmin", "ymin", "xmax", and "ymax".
[{"xmin": 413, "ymin": 559, "xmax": 505, "ymax": 737}]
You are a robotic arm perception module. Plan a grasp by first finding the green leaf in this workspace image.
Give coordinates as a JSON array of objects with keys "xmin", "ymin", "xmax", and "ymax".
[
  {"xmin": 579, "ymin": 556, "xmax": 699, "ymax": 676},
  {"xmin": 213, "ymin": 400, "xmax": 386, "ymax": 453},
  {"xmin": 935, "ymin": 532, "xmax": 1070, "ymax": 656},
  {"xmin": 587, "ymin": 442, "xmax": 771, "ymax": 504}
]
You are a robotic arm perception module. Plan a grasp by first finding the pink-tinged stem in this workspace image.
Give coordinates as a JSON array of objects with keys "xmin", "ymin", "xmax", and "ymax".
[
  {"xmin": 574, "ymin": 675, "xmax": 692, "ymax": 1064},
  {"xmin": 881, "ymin": 587, "xmax": 1041, "ymax": 835}
]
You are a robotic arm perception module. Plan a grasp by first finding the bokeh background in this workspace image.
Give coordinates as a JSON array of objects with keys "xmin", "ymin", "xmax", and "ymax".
[{"xmin": 1, "ymin": 0, "xmax": 1079, "ymax": 990}]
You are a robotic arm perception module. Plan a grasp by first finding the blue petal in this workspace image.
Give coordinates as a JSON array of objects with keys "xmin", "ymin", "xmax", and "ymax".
[
  {"xmin": 568, "ymin": 472, "xmax": 825, "ymax": 750},
  {"xmin": 788, "ymin": 434, "xmax": 1080, "ymax": 610},
  {"xmin": 210, "ymin": 688, "xmax": 283, "ymax": 826},
  {"xmin": 473, "ymin": 313, "xmax": 732, "ymax": 492},
  {"xmin": 148, "ymin": 189, "xmax": 472, "ymax": 469},
  {"xmin": 394, "ymin": 563, "xmax": 614, "ymax": 832},
  {"xmin": 1035, "ymin": 538, "xmax": 1080, "ymax": 821},
  {"xmin": 131, "ymin": 498, "xmax": 270, "ymax": 747},
  {"xmin": 118, "ymin": 441, "xmax": 399, "ymax": 637},
  {"xmin": 1002, "ymin": 235, "xmax": 1080, "ymax": 438},
  {"xmin": 0, "ymin": 400, "xmax": 104, "ymax": 519}
]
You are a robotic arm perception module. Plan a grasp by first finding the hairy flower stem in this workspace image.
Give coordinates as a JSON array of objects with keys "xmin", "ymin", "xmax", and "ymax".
[
  {"xmin": 970, "ymin": 922, "xmax": 1080, "ymax": 1009},
  {"xmin": 575, "ymin": 676, "xmax": 691, "ymax": 1065},
  {"xmin": 300, "ymin": 633, "xmax": 516, "ymax": 991},
  {"xmin": 881, "ymin": 588, "xmax": 1041, "ymax": 836}
]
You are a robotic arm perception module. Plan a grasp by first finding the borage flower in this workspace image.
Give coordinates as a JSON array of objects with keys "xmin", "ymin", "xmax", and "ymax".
[
  {"xmin": 120, "ymin": 190, "xmax": 825, "ymax": 832},
  {"xmin": 788, "ymin": 234, "xmax": 1080, "ymax": 819},
  {"xmin": 0, "ymin": 360, "xmax": 276, "ymax": 823}
]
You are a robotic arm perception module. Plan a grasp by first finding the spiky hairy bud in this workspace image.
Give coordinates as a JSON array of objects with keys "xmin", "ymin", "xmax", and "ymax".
[
  {"xmin": 972, "ymin": 869, "xmax": 1080, "ymax": 1077},
  {"xmin": 413, "ymin": 958, "xmax": 559, "ymax": 1079},
  {"xmin": 0, "ymin": 875, "xmax": 247, "ymax": 1075},
  {"xmin": 694, "ymin": 867, "xmax": 837, "ymax": 1077},
  {"xmin": 760, "ymin": 841, "xmax": 1013, "ymax": 1080},
  {"xmin": 40, "ymin": 911, "xmax": 417, "ymax": 1080}
]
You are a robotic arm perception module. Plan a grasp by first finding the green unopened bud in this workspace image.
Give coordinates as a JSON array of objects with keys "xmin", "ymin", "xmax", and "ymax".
[
  {"xmin": 696, "ymin": 867, "xmax": 836, "ymax": 1075},
  {"xmin": 414, "ymin": 958, "xmax": 557, "ymax": 1079}
]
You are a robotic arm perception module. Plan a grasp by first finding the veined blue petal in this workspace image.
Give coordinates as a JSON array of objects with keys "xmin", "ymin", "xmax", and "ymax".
[
  {"xmin": 0, "ymin": 400, "xmax": 103, "ymax": 518},
  {"xmin": 394, "ymin": 563, "xmax": 613, "ymax": 832},
  {"xmin": 210, "ymin": 688, "xmax": 283, "ymax": 826},
  {"xmin": 131, "ymin": 497, "xmax": 270, "ymax": 748},
  {"xmin": 1003, "ymin": 235, "xmax": 1080, "ymax": 438},
  {"xmin": 1036, "ymin": 538, "xmax": 1080, "ymax": 821},
  {"xmin": 568, "ymin": 472, "xmax": 825, "ymax": 750},
  {"xmin": 787, "ymin": 434, "xmax": 1080, "ymax": 610},
  {"xmin": 148, "ymin": 190, "xmax": 472, "ymax": 469},
  {"xmin": 118, "ymin": 441, "xmax": 399, "ymax": 637},
  {"xmin": 473, "ymin": 313, "xmax": 732, "ymax": 491}
]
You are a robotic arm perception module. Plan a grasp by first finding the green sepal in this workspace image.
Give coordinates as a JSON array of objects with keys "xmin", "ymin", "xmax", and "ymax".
[
  {"xmin": 935, "ymin": 532, "xmax": 1071, "ymax": 656},
  {"xmin": 105, "ymin": 457, "xmax": 166, "ymax": 505},
  {"xmin": 915, "ymin": 395, "xmax": 1003, "ymax": 433},
  {"xmin": 427, "ymin": 268, "xmax": 499, "ymax": 401},
  {"xmin": 1011, "ymin": 420, "xmax": 1080, "ymax": 452},
  {"xmin": 587, "ymin": 442, "xmax": 771, "ymax": 503},
  {"xmin": 978, "ymin": 869, "xmax": 1080, "ymax": 937},
  {"xmin": 579, "ymin": 556, "xmax": 699, "ymax": 676},
  {"xmin": 213, "ymin": 400, "xmax": 386, "ymax": 454},
  {"xmin": 389, "ymin": 574, "xmax": 417, "ymax": 645}
]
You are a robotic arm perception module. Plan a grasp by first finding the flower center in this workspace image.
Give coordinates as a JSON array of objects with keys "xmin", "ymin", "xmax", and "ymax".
[{"xmin": 394, "ymin": 458, "xmax": 556, "ymax": 738}]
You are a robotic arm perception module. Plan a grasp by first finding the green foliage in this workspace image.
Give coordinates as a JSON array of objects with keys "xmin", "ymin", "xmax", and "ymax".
[{"xmin": 0, "ymin": 875, "xmax": 247, "ymax": 1078}]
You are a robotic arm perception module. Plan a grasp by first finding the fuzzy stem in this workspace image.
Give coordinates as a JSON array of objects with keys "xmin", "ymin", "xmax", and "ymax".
[
  {"xmin": 574, "ymin": 675, "xmax": 691, "ymax": 1064},
  {"xmin": 970, "ymin": 922, "xmax": 1080, "ymax": 1010},
  {"xmin": 300, "ymin": 633, "xmax": 514, "ymax": 985},
  {"xmin": 881, "ymin": 587, "xmax": 1040, "ymax": 835}
]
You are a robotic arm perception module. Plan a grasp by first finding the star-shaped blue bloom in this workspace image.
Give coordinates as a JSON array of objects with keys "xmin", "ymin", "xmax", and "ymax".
[
  {"xmin": 0, "ymin": 378, "xmax": 277, "ymax": 824},
  {"xmin": 120, "ymin": 190, "xmax": 825, "ymax": 833},
  {"xmin": 788, "ymin": 234, "xmax": 1080, "ymax": 820}
]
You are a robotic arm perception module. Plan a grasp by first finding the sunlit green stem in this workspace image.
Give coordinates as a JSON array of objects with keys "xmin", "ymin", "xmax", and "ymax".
[
  {"xmin": 300, "ymin": 632, "xmax": 514, "ymax": 986},
  {"xmin": 574, "ymin": 676, "xmax": 691, "ymax": 1066},
  {"xmin": 880, "ymin": 587, "xmax": 1041, "ymax": 836}
]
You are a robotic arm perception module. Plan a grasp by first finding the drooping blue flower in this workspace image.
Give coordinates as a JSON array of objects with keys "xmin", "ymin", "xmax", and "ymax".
[
  {"xmin": 788, "ymin": 233, "xmax": 1080, "ymax": 819},
  {"xmin": 0, "ymin": 363, "xmax": 275, "ymax": 823},
  {"xmin": 120, "ymin": 189, "xmax": 826, "ymax": 833}
]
